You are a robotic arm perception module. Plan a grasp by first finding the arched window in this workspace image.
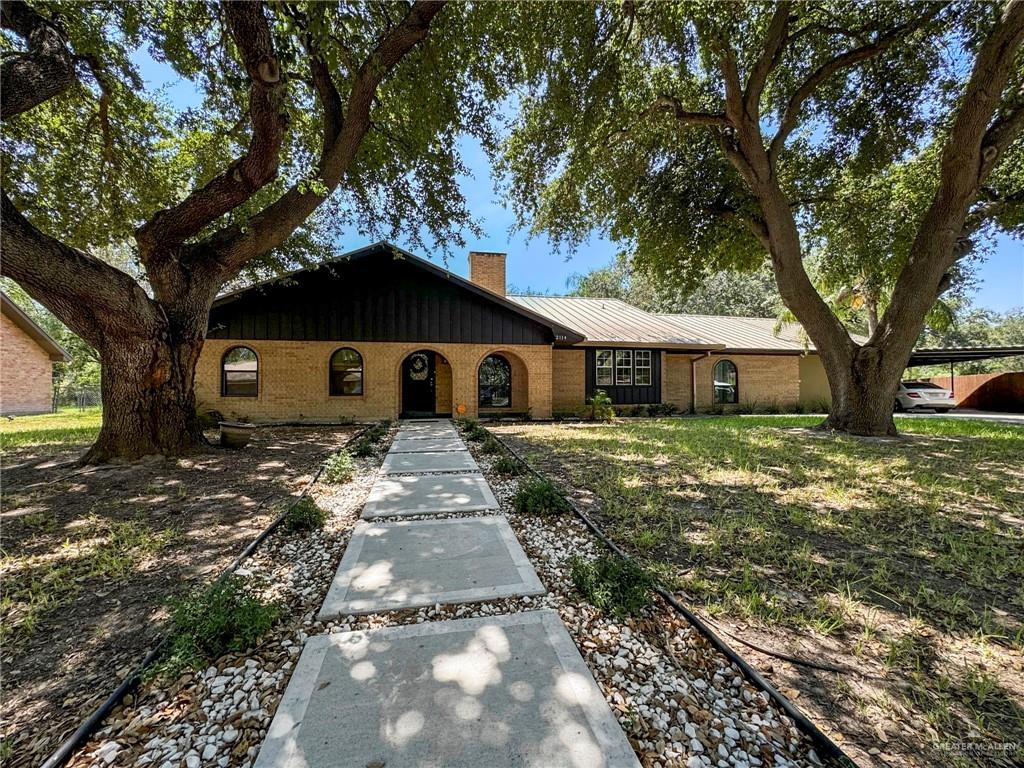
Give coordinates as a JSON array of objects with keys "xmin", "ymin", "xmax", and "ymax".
[
  {"xmin": 221, "ymin": 346, "xmax": 258, "ymax": 397},
  {"xmin": 479, "ymin": 354, "xmax": 511, "ymax": 408},
  {"xmin": 329, "ymin": 348, "xmax": 363, "ymax": 396},
  {"xmin": 713, "ymin": 360, "xmax": 738, "ymax": 404}
]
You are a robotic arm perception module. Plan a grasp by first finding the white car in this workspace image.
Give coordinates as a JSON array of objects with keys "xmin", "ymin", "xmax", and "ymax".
[{"xmin": 894, "ymin": 381, "xmax": 957, "ymax": 412}]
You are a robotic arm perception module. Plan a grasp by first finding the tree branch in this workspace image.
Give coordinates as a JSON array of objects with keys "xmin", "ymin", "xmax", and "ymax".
[
  {"xmin": 134, "ymin": 0, "xmax": 289, "ymax": 262},
  {"xmin": 208, "ymin": 0, "xmax": 446, "ymax": 274},
  {"xmin": 876, "ymin": 0, "xmax": 1024, "ymax": 349},
  {"xmin": 1, "ymin": 0, "xmax": 77, "ymax": 120},
  {"xmin": 768, "ymin": 6, "xmax": 941, "ymax": 161},
  {"xmin": 0, "ymin": 192, "xmax": 158, "ymax": 345},
  {"xmin": 744, "ymin": 2, "xmax": 793, "ymax": 114}
]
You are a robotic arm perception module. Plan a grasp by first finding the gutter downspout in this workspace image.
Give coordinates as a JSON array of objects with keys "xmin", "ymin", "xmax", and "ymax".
[{"xmin": 690, "ymin": 352, "xmax": 711, "ymax": 414}]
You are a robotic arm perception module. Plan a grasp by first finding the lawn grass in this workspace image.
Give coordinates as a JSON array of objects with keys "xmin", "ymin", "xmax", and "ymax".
[
  {"xmin": 499, "ymin": 415, "xmax": 1024, "ymax": 768},
  {"xmin": 0, "ymin": 406, "xmax": 102, "ymax": 452}
]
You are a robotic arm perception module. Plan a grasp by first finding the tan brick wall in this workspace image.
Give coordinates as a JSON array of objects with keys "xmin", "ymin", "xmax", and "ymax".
[
  {"xmin": 552, "ymin": 348, "xmax": 585, "ymax": 413},
  {"xmin": 662, "ymin": 353, "xmax": 694, "ymax": 412},
  {"xmin": 435, "ymin": 355, "xmax": 453, "ymax": 414},
  {"xmin": 1, "ymin": 312, "xmax": 54, "ymax": 415},
  {"xmin": 196, "ymin": 340, "xmax": 553, "ymax": 422},
  {"xmin": 468, "ymin": 252, "xmax": 506, "ymax": 296},
  {"xmin": 799, "ymin": 354, "xmax": 831, "ymax": 407},
  {"xmin": 694, "ymin": 354, "xmax": 800, "ymax": 411}
]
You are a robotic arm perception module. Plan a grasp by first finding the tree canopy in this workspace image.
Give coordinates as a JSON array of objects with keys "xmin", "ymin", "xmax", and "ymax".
[{"xmin": 495, "ymin": 0, "xmax": 1024, "ymax": 434}]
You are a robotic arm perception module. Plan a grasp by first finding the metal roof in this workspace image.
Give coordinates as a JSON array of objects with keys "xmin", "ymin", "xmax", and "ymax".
[
  {"xmin": 508, "ymin": 296, "xmax": 721, "ymax": 348},
  {"xmin": 907, "ymin": 346, "xmax": 1024, "ymax": 367},
  {"xmin": 659, "ymin": 313, "xmax": 816, "ymax": 353},
  {"xmin": 0, "ymin": 291, "xmax": 71, "ymax": 362}
]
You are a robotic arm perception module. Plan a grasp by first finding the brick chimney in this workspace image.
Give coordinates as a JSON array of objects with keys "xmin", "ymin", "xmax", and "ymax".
[{"xmin": 468, "ymin": 251, "xmax": 507, "ymax": 296}]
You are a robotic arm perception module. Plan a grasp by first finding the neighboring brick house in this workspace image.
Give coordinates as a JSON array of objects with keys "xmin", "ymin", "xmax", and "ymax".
[
  {"xmin": 1, "ymin": 292, "xmax": 70, "ymax": 415},
  {"xmin": 196, "ymin": 242, "xmax": 834, "ymax": 422}
]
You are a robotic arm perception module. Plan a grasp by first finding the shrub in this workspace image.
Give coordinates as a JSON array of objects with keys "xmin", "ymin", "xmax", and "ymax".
[
  {"xmin": 587, "ymin": 390, "xmax": 615, "ymax": 422},
  {"xmin": 493, "ymin": 455, "xmax": 524, "ymax": 476},
  {"xmin": 283, "ymin": 496, "xmax": 327, "ymax": 532},
  {"xmin": 570, "ymin": 555, "xmax": 653, "ymax": 618},
  {"xmin": 648, "ymin": 403, "xmax": 677, "ymax": 417},
  {"xmin": 480, "ymin": 436, "xmax": 502, "ymax": 454},
  {"xmin": 322, "ymin": 450, "xmax": 355, "ymax": 483},
  {"xmin": 634, "ymin": 404, "xmax": 650, "ymax": 417},
  {"xmin": 350, "ymin": 437, "xmax": 375, "ymax": 457},
  {"xmin": 465, "ymin": 423, "xmax": 489, "ymax": 442},
  {"xmin": 154, "ymin": 576, "xmax": 281, "ymax": 678},
  {"xmin": 513, "ymin": 478, "xmax": 570, "ymax": 515}
]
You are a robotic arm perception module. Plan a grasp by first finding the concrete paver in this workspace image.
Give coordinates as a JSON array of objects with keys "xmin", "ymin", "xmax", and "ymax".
[
  {"xmin": 382, "ymin": 449, "xmax": 479, "ymax": 475},
  {"xmin": 361, "ymin": 473, "xmax": 498, "ymax": 519},
  {"xmin": 389, "ymin": 437, "xmax": 466, "ymax": 453},
  {"xmin": 253, "ymin": 610, "xmax": 642, "ymax": 768},
  {"xmin": 318, "ymin": 517, "xmax": 546, "ymax": 618}
]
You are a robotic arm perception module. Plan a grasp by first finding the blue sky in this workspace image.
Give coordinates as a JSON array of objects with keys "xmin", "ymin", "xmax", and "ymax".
[{"xmin": 140, "ymin": 52, "xmax": 1022, "ymax": 312}]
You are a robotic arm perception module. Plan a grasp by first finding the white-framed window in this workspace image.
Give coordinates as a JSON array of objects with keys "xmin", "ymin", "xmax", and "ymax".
[
  {"xmin": 615, "ymin": 349, "xmax": 633, "ymax": 385},
  {"xmin": 595, "ymin": 350, "xmax": 613, "ymax": 386},
  {"xmin": 634, "ymin": 350, "xmax": 652, "ymax": 386}
]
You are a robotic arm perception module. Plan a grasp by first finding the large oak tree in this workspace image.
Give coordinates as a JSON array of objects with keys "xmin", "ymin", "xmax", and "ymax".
[
  {"xmin": 1, "ymin": 0, "xmax": 492, "ymax": 461},
  {"xmin": 498, "ymin": 0, "xmax": 1024, "ymax": 435}
]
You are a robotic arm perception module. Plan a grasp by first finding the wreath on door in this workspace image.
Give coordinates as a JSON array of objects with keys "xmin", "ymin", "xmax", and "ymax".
[{"xmin": 408, "ymin": 353, "xmax": 429, "ymax": 381}]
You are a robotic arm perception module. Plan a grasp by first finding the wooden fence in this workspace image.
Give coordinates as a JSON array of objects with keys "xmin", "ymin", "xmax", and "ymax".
[{"xmin": 924, "ymin": 371, "xmax": 1024, "ymax": 412}]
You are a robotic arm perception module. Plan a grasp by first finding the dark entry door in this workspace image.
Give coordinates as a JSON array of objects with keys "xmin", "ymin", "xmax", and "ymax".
[{"xmin": 402, "ymin": 351, "xmax": 436, "ymax": 418}]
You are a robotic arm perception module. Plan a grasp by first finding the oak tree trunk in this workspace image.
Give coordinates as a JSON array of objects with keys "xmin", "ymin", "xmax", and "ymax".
[
  {"xmin": 84, "ymin": 329, "xmax": 208, "ymax": 463},
  {"xmin": 817, "ymin": 347, "xmax": 900, "ymax": 436}
]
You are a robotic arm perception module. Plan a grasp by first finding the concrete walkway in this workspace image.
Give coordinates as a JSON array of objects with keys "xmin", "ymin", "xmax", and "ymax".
[{"xmin": 255, "ymin": 420, "xmax": 641, "ymax": 768}]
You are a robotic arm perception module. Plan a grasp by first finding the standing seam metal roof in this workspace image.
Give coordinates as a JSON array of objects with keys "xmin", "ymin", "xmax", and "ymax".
[{"xmin": 508, "ymin": 296, "xmax": 720, "ymax": 347}]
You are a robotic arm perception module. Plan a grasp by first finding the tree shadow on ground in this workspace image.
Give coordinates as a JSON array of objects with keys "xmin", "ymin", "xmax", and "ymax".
[
  {"xmin": 0, "ymin": 425, "xmax": 356, "ymax": 766},
  {"xmin": 495, "ymin": 418, "xmax": 1024, "ymax": 768}
]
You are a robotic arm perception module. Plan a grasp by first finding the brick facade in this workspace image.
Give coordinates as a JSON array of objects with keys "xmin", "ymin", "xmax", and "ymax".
[
  {"xmin": 552, "ymin": 348, "xmax": 585, "ymax": 413},
  {"xmin": 196, "ymin": 339, "xmax": 553, "ymax": 422},
  {"xmin": 1, "ymin": 312, "xmax": 54, "ymax": 415},
  {"xmin": 695, "ymin": 354, "xmax": 800, "ymax": 411},
  {"xmin": 468, "ymin": 252, "xmax": 507, "ymax": 296}
]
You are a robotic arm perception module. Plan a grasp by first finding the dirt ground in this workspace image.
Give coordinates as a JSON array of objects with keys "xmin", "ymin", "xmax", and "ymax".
[{"xmin": 0, "ymin": 426, "xmax": 356, "ymax": 767}]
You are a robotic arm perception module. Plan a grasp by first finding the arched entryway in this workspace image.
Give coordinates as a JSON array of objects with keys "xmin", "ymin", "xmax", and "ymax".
[
  {"xmin": 477, "ymin": 349, "xmax": 530, "ymax": 417},
  {"xmin": 400, "ymin": 349, "xmax": 453, "ymax": 418}
]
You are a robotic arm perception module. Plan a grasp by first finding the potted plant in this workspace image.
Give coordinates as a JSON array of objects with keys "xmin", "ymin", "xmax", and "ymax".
[{"xmin": 219, "ymin": 420, "xmax": 256, "ymax": 448}]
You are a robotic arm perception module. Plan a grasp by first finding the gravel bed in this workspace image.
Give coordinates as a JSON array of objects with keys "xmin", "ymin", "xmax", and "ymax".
[{"xmin": 69, "ymin": 422, "xmax": 822, "ymax": 768}]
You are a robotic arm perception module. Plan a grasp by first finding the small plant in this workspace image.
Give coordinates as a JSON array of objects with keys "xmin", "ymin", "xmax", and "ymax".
[
  {"xmin": 513, "ymin": 478, "xmax": 570, "ymax": 515},
  {"xmin": 493, "ymin": 455, "xmax": 524, "ymax": 476},
  {"xmin": 648, "ymin": 403, "xmax": 677, "ymax": 417},
  {"xmin": 465, "ymin": 423, "xmax": 489, "ymax": 442},
  {"xmin": 349, "ymin": 437, "xmax": 375, "ymax": 457},
  {"xmin": 587, "ymin": 390, "xmax": 615, "ymax": 422},
  {"xmin": 480, "ymin": 436, "xmax": 502, "ymax": 454},
  {"xmin": 570, "ymin": 555, "xmax": 653, "ymax": 618},
  {"xmin": 153, "ymin": 576, "xmax": 281, "ymax": 679},
  {"xmin": 322, "ymin": 450, "xmax": 355, "ymax": 483},
  {"xmin": 635, "ymin": 404, "xmax": 650, "ymax": 417},
  {"xmin": 283, "ymin": 496, "xmax": 327, "ymax": 532}
]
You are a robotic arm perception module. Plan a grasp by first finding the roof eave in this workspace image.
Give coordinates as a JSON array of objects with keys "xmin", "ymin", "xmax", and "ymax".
[{"xmin": 0, "ymin": 292, "xmax": 71, "ymax": 362}]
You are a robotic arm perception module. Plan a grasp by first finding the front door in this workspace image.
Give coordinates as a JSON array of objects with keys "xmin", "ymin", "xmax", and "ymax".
[{"xmin": 402, "ymin": 351, "xmax": 436, "ymax": 418}]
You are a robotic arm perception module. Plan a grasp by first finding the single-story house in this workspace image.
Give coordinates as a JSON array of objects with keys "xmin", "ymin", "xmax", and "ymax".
[
  {"xmin": 1, "ymin": 291, "xmax": 70, "ymax": 415},
  {"xmin": 196, "ymin": 242, "xmax": 834, "ymax": 421}
]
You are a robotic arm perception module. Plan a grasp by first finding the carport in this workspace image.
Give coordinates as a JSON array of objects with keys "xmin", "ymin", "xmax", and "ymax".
[{"xmin": 906, "ymin": 345, "xmax": 1024, "ymax": 396}]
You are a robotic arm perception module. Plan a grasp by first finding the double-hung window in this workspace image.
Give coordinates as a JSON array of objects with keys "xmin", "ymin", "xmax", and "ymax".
[
  {"xmin": 595, "ymin": 350, "xmax": 614, "ymax": 386},
  {"xmin": 615, "ymin": 350, "xmax": 633, "ymax": 385},
  {"xmin": 634, "ymin": 350, "xmax": 652, "ymax": 386}
]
